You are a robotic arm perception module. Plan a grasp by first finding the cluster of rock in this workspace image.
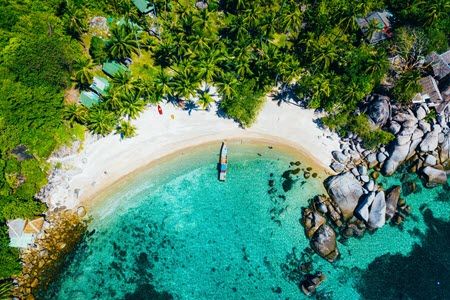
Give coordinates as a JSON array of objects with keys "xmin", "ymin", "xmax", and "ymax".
[
  {"xmin": 13, "ymin": 208, "xmax": 88, "ymax": 299},
  {"xmin": 302, "ymin": 95, "xmax": 449, "ymax": 267},
  {"xmin": 330, "ymin": 96, "xmax": 450, "ymax": 187},
  {"xmin": 302, "ymin": 195, "xmax": 342, "ymax": 262}
]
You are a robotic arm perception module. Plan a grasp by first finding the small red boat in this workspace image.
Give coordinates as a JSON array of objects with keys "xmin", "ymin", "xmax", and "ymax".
[{"xmin": 157, "ymin": 105, "xmax": 163, "ymax": 115}]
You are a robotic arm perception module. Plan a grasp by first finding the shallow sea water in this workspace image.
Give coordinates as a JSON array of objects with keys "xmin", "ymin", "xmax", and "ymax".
[{"xmin": 40, "ymin": 142, "xmax": 450, "ymax": 300}]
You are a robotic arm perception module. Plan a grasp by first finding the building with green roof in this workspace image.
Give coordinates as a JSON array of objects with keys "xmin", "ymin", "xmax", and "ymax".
[
  {"xmin": 90, "ymin": 76, "xmax": 110, "ymax": 96},
  {"xmin": 102, "ymin": 61, "xmax": 129, "ymax": 77},
  {"xmin": 132, "ymin": 0, "xmax": 155, "ymax": 14},
  {"xmin": 80, "ymin": 91, "xmax": 100, "ymax": 108}
]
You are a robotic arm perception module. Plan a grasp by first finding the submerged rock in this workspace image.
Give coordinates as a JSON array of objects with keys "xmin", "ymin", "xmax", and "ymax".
[
  {"xmin": 300, "ymin": 272, "xmax": 326, "ymax": 296},
  {"xmin": 324, "ymin": 172, "xmax": 364, "ymax": 220},
  {"xmin": 310, "ymin": 224, "xmax": 339, "ymax": 262}
]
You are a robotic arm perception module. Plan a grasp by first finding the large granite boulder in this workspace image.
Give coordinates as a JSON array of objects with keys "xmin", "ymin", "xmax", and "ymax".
[
  {"xmin": 302, "ymin": 208, "xmax": 326, "ymax": 238},
  {"xmin": 382, "ymin": 143, "xmax": 410, "ymax": 176},
  {"xmin": 310, "ymin": 224, "xmax": 339, "ymax": 262},
  {"xmin": 420, "ymin": 130, "xmax": 439, "ymax": 152},
  {"xmin": 354, "ymin": 192, "xmax": 375, "ymax": 222},
  {"xmin": 422, "ymin": 166, "xmax": 447, "ymax": 186},
  {"xmin": 368, "ymin": 191, "xmax": 386, "ymax": 229},
  {"xmin": 385, "ymin": 186, "xmax": 401, "ymax": 220},
  {"xmin": 439, "ymin": 133, "xmax": 450, "ymax": 165},
  {"xmin": 324, "ymin": 172, "xmax": 364, "ymax": 220},
  {"xmin": 367, "ymin": 95, "xmax": 391, "ymax": 127}
]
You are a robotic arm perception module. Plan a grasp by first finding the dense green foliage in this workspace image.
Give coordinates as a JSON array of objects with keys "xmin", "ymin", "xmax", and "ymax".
[
  {"xmin": 0, "ymin": 0, "xmax": 84, "ymax": 278},
  {"xmin": 0, "ymin": 0, "xmax": 448, "ymax": 281}
]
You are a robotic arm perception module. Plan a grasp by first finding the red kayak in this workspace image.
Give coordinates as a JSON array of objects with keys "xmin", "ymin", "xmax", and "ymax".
[{"xmin": 157, "ymin": 105, "xmax": 163, "ymax": 115}]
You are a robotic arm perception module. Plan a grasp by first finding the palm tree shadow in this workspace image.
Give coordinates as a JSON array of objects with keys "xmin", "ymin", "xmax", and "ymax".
[
  {"xmin": 271, "ymin": 84, "xmax": 306, "ymax": 108},
  {"xmin": 184, "ymin": 100, "xmax": 198, "ymax": 115}
]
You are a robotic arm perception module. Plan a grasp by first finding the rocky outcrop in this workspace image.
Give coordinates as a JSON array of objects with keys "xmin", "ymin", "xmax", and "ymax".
[
  {"xmin": 310, "ymin": 224, "xmax": 339, "ymax": 262},
  {"xmin": 300, "ymin": 272, "xmax": 326, "ymax": 296},
  {"xmin": 324, "ymin": 172, "xmax": 364, "ymax": 220},
  {"xmin": 302, "ymin": 208, "xmax": 326, "ymax": 238},
  {"xmin": 385, "ymin": 186, "xmax": 401, "ymax": 220},
  {"xmin": 368, "ymin": 191, "xmax": 386, "ymax": 229}
]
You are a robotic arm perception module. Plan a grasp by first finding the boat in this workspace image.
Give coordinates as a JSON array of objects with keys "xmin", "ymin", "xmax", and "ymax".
[
  {"xmin": 219, "ymin": 142, "xmax": 228, "ymax": 181},
  {"xmin": 157, "ymin": 105, "xmax": 163, "ymax": 115}
]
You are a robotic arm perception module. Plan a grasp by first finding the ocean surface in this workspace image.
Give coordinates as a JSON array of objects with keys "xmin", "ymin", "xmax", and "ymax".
[{"xmin": 39, "ymin": 142, "xmax": 450, "ymax": 299}]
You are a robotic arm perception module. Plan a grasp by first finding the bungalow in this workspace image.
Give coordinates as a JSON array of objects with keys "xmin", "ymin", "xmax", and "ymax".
[
  {"xmin": 90, "ymin": 76, "xmax": 110, "ymax": 96},
  {"xmin": 102, "ymin": 61, "xmax": 128, "ymax": 77},
  {"xmin": 7, "ymin": 217, "xmax": 45, "ymax": 248},
  {"xmin": 80, "ymin": 91, "xmax": 100, "ymax": 108},
  {"xmin": 132, "ymin": 0, "xmax": 156, "ymax": 15},
  {"xmin": 356, "ymin": 11, "xmax": 393, "ymax": 44},
  {"xmin": 412, "ymin": 76, "xmax": 449, "ymax": 114},
  {"xmin": 426, "ymin": 50, "xmax": 450, "ymax": 80}
]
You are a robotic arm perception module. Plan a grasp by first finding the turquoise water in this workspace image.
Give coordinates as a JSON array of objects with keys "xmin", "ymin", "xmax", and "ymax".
[{"xmin": 40, "ymin": 142, "xmax": 450, "ymax": 299}]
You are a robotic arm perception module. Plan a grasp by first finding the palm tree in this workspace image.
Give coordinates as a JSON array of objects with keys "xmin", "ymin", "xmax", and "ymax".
[
  {"xmin": 108, "ymin": 23, "xmax": 141, "ymax": 59},
  {"xmin": 154, "ymin": 70, "xmax": 173, "ymax": 97},
  {"xmin": 72, "ymin": 57, "xmax": 95, "ymax": 88},
  {"xmin": 196, "ymin": 48, "xmax": 225, "ymax": 83},
  {"xmin": 171, "ymin": 67, "xmax": 199, "ymax": 100},
  {"xmin": 63, "ymin": 0, "xmax": 87, "ymax": 39},
  {"xmin": 197, "ymin": 92, "xmax": 215, "ymax": 110},
  {"xmin": 103, "ymin": 90, "xmax": 123, "ymax": 111},
  {"xmin": 119, "ymin": 91, "xmax": 145, "ymax": 119},
  {"xmin": 110, "ymin": 70, "xmax": 135, "ymax": 95},
  {"xmin": 116, "ymin": 120, "xmax": 137, "ymax": 138},
  {"xmin": 86, "ymin": 108, "xmax": 116, "ymax": 135},
  {"xmin": 64, "ymin": 104, "xmax": 88, "ymax": 124},
  {"xmin": 416, "ymin": 0, "xmax": 450, "ymax": 26},
  {"xmin": 216, "ymin": 74, "xmax": 238, "ymax": 99}
]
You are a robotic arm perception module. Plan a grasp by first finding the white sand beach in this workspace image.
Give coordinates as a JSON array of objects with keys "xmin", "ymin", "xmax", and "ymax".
[{"xmin": 43, "ymin": 98, "xmax": 340, "ymax": 210}]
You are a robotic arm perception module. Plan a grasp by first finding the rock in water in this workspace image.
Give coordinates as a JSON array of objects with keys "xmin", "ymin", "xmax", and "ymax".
[
  {"xmin": 354, "ymin": 192, "xmax": 375, "ymax": 222},
  {"xmin": 422, "ymin": 166, "xmax": 447, "ymax": 186},
  {"xmin": 385, "ymin": 186, "xmax": 401, "ymax": 220},
  {"xmin": 302, "ymin": 208, "xmax": 326, "ymax": 238},
  {"xmin": 310, "ymin": 224, "xmax": 339, "ymax": 262},
  {"xmin": 368, "ymin": 191, "xmax": 386, "ymax": 229},
  {"xmin": 324, "ymin": 172, "xmax": 364, "ymax": 220}
]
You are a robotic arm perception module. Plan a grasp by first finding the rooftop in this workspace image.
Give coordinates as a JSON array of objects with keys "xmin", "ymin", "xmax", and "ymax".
[
  {"xmin": 102, "ymin": 61, "xmax": 129, "ymax": 77},
  {"xmin": 132, "ymin": 0, "xmax": 155, "ymax": 14},
  {"xmin": 90, "ymin": 76, "xmax": 110, "ymax": 96},
  {"xmin": 80, "ymin": 91, "xmax": 100, "ymax": 108},
  {"xmin": 426, "ymin": 50, "xmax": 450, "ymax": 80},
  {"xmin": 356, "ymin": 11, "xmax": 393, "ymax": 44}
]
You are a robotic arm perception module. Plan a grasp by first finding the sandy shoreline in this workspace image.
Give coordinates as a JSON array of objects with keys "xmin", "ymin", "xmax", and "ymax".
[{"xmin": 43, "ymin": 98, "xmax": 340, "ymax": 210}]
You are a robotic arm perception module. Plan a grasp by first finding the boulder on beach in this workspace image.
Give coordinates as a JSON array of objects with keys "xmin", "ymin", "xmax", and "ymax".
[
  {"xmin": 368, "ymin": 191, "xmax": 386, "ymax": 228},
  {"xmin": 310, "ymin": 224, "xmax": 339, "ymax": 262},
  {"xmin": 385, "ymin": 186, "xmax": 401, "ymax": 220},
  {"xmin": 324, "ymin": 172, "xmax": 364, "ymax": 220}
]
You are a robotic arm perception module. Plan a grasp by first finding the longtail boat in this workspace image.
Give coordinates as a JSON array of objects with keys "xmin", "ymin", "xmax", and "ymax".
[{"xmin": 219, "ymin": 142, "xmax": 227, "ymax": 181}]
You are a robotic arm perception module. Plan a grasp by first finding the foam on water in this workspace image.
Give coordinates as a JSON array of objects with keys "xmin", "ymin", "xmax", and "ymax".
[{"xmin": 40, "ymin": 143, "xmax": 450, "ymax": 299}]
